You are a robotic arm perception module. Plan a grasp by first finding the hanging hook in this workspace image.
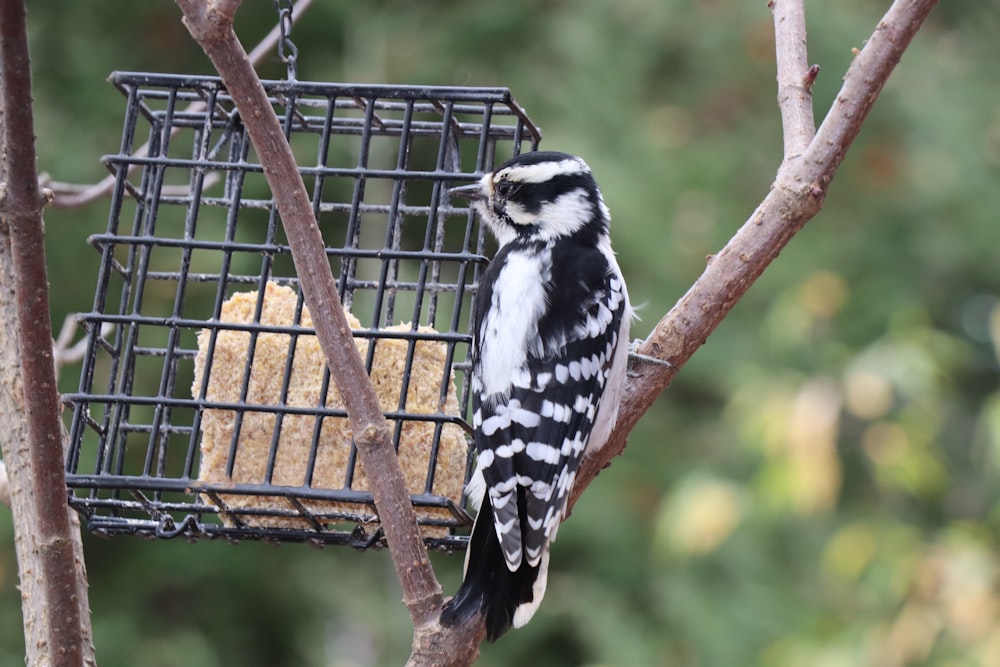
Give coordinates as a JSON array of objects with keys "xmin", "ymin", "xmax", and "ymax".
[{"xmin": 274, "ymin": 0, "xmax": 299, "ymax": 80}]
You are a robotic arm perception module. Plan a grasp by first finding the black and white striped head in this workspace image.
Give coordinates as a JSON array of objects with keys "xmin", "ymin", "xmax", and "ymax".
[{"xmin": 451, "ymin": 151, "xmax": 611, "ymax": 246}]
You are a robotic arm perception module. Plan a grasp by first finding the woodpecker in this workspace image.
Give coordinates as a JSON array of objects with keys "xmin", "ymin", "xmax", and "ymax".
[{"xmin": 442, "ymin": 151, "xmax": 631, "ymax": 640}]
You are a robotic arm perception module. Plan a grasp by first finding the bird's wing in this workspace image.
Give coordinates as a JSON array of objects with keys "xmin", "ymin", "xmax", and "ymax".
[{"xmin": 472, "ymin": 245, "xmax": 628, "ymax": 571}]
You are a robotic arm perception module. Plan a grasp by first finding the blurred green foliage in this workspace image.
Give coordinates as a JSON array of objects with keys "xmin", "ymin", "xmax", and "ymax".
[{"xmin": 2, "ymin": 1, "xmax": 1000, "ymax": 665}]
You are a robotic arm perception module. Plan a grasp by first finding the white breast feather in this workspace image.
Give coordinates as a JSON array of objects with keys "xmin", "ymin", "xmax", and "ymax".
[{"xmin": 478, "ymin": 250, "xmax": 550, "ymax": 396}]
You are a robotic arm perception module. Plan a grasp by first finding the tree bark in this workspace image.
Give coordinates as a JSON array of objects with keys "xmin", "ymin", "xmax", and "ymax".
[{"xmin": 0, "ymin": 0, "xmax": 96, "ymax": 664}]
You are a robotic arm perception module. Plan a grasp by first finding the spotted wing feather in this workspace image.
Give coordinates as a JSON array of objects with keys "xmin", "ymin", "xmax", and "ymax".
[{"xmin": 472, "ymin": 238, "xmax": 627, "ymax": 571}]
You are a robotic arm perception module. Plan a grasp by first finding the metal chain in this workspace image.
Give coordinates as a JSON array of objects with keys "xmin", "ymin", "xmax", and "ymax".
[{"xmin": 273, "ymin": 0, "xmax": 299, "ymax": 80}]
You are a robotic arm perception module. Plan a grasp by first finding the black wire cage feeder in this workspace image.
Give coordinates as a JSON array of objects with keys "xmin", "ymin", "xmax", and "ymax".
[{"xmin": 63, "ymin": 70, "xmax": 541, "ymax": 550}]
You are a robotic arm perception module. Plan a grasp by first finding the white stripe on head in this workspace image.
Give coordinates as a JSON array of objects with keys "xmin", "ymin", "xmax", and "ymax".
[
  {"xmin": 535, "ymin": 189, "xmax": 596, "ymax": 239},
  {"xmin": 496, "ymin": 157, "xmax": 590, "ymax": 185},
  {"xmin": 503, "ymin": 187, "xmax": 596, "ymax": 237}
]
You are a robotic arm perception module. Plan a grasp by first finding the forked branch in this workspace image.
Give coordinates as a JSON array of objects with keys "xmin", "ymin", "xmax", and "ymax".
[
  {"xmin": 571, "ymin": 0, "xmax": 941, "ymax": 510},
  {"xmin": 175, "ymin": 0, "xmax": 940, "ymax": 665}
]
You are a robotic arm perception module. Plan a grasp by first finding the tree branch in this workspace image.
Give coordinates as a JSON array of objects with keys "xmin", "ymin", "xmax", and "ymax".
[
  {"xmin": 175, "ymin": 0, "xmax": 443, "ymax": 636},
  {"xmin": 571, "ymin": 0, "xmax": 940, "ymax": 511},
  {"xmin": 175, "ymin": 1, "xmax": 939, "ymax": 665},
  {"xmin": 771, "ymin": 0, "xmax": 816, "ymax": 159},
  {"xmin": 0, "ymin": 0, "xmax": 95, "ymax": 664}
]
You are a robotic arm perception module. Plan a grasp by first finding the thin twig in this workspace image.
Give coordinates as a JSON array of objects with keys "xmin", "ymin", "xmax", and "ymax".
[
  {"xmin": 0, "ymin": 0, "xmax": 95, "ymax": 664},
  {"xmin": 0, "ymin": 460, "xmax": 9, "ymax": 508},
  {"xmin": 771, "ymin": 0, "xmax": 816, "ymax": 159},
  {"xmin": 570, "ymin": 0, "xmax": 941, "ymax": 511},
  {"xmin": 52, "ymin": 315, "xmax": 114, "ymax": 381},
  {"xmin": 175, "ymin": 0, "xmax": 444, "ymax": 635},
  {"xmin": 44, "ymin": 174, "xmax": 222, "ymax": 207},
  {"xmin": 47, "ymin": 0, "xmax": 315, "ymax": 209}
]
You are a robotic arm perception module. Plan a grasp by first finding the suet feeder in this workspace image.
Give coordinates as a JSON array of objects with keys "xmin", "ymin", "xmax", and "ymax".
[{"xmin": 63, "ymin": 69, "xmax": 541, "ymax": 550}]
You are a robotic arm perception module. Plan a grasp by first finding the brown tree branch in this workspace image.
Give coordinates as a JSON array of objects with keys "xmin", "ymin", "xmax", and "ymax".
[
  {"xmin": 45, "ymin": 0, "xmax": 316, "ymax": 209},
  {"xmin": 174, "ymin": 1, "xmax": 940, "ymax": 665},
  {"xmin": 571, "ymin": 0, "xmax": 940, "ymax": 510},
  {"xmin": 771, "ymin": 0, "xmax": 817, "ymax": 159},
  {"xmin": 175, "ymin": 0, "xmax": 444, "ymax": 638},
  {"xmin": 0, "ymin": 0, "xmax": 96, "ymax": 664},
  {"xmin": 407, "ymin": 2, "xmax": 937, "ymax": 662}
]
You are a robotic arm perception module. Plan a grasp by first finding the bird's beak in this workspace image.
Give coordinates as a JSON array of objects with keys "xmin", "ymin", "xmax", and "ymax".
[{"xmin": 448, "ymin": 182, "xmax": 486, "ymax": 201}]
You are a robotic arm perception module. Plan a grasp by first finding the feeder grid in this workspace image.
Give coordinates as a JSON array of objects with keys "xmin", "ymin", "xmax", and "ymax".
[{"xmin": 64, "ymin": 71, "xmax": 541, "ymax": 550}]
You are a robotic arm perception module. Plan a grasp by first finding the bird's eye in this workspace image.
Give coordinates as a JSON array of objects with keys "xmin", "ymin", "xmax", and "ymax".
[{"xmin": 496, "ymin": 180, "xmax": 513, "ymax": 197}]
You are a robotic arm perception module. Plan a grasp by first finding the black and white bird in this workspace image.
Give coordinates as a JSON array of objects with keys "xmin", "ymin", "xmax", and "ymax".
[{"xmin": 442, "ymin": 151, "xmax": 632, "ymax": 640}]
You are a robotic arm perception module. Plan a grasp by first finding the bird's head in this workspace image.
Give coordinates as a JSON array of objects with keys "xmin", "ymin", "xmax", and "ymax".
[{"xmin": 450, "ymin": 151, "xmax": 610, "ymax": 246}]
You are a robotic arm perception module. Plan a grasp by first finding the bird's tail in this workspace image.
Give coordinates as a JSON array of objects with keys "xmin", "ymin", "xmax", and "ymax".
[{"xmin": 441, "ymin": 491, "xmax": 549, "ymax": 642}]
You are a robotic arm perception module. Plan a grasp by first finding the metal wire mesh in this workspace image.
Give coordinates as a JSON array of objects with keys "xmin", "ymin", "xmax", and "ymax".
[{"xmin": 64, "ymin": 71, "xmax": 541, "ymax": 550}]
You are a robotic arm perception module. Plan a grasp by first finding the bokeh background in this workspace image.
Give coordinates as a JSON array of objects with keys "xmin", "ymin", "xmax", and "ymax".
[{"xmin": 3, "ymin": 1, "xmax": 1000, "ymax": 665}]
